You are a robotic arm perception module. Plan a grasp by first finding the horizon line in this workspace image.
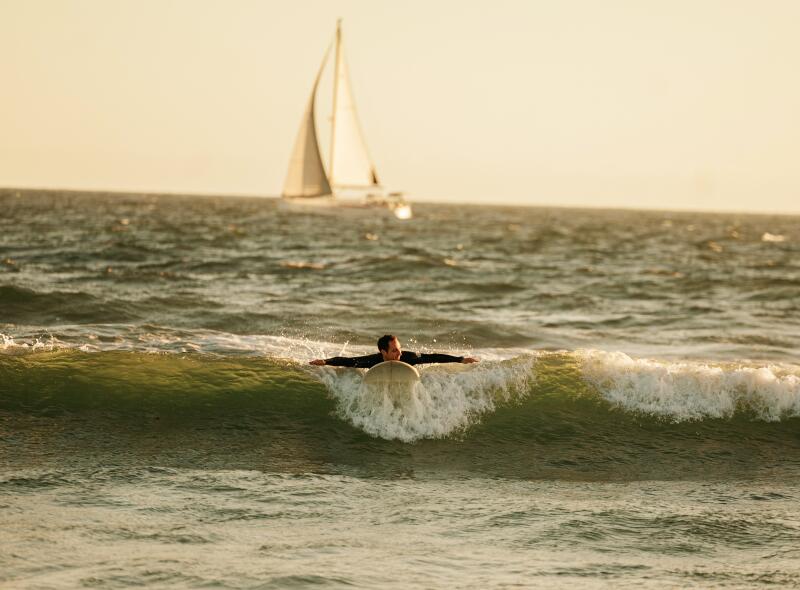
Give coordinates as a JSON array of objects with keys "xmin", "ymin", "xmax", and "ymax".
[{"xmin": 2, "ymin": 184, "xmax": 798, "ymax": 218}]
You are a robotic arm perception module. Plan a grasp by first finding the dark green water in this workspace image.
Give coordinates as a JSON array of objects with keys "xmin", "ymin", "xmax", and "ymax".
[{"xmin": 2, "ymin": 189, "xmax": 799, "ymax": 588}]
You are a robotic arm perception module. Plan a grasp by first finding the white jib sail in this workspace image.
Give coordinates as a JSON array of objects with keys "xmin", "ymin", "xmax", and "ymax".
[
  {"xmin": 282, "ymin": 48, "xmax": 332, "ymax": 198},
  {"xmin": 329, "ymin": 27, "xmax": 380, "ymax": 189}
]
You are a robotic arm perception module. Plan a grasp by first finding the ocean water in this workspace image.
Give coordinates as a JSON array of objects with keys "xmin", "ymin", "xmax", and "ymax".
[{"xmin": 1, "ymin": 189, "xmax": 799, "ymax": 588}]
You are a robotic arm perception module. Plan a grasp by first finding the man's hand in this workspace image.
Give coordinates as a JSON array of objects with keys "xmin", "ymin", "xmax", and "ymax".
[
  {"xmin": 309, "ymin": 359, "xmax": 326, "ymax": 366},
  {"xmin": 461, "ymin": 357, "xmax": 479, "ymax": 364}
]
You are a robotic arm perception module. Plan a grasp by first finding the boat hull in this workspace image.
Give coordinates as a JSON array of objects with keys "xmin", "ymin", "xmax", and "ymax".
[{"xmin": 280, "ymin": 194, "xmax": 412, "ymax": 219}]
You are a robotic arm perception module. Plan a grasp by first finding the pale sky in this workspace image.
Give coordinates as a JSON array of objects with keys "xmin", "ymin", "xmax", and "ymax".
[{"xmin": 2, "ymin": 0, "xmax": 799, "ymax": 213}]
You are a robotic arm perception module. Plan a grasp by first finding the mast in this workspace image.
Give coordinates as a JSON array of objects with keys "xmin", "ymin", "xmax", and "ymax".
[{"xmin": 328, "ymin": 18, "xmax": 342, "ymax": 187}]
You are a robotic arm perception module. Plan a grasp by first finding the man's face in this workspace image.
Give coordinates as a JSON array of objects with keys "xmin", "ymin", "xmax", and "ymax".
[{"xmin": 381, "ymin": 338, "xmax": 402, "ymax": 361}]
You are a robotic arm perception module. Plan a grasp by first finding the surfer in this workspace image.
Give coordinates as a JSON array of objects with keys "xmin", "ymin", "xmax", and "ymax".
[{"xmin": 309, "ymin": 335, "xmax": 479, "ymax": 368}]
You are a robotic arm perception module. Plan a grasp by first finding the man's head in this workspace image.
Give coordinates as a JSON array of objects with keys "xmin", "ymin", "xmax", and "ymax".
[{"xmin": 377, "ymin": 334, "xmax": 401, "ymax": 361}]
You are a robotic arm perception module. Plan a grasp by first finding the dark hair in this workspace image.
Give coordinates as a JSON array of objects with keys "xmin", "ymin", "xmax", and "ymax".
[{"xmin": 377, "ymin": 334, "xmax": 396, "ymax": 352}]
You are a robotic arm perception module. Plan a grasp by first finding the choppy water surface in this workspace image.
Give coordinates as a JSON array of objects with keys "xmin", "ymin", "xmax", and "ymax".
[{"xmin": 2, "ymin": 189, "xmax": 799, "ymax": 588}]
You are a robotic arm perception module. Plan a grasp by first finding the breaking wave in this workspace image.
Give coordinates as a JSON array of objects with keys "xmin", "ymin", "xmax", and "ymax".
[
  {"xmin": 579, "ymin": 349, "xmax": 800, "ymax": 422},
  {"xmin": 2, "ymin": 338, "xmax": 799, "ymax": 444}
]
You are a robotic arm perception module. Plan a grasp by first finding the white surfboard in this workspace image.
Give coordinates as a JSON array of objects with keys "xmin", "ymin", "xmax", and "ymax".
[{"xmin": 363, "ymin": 361, "xmax": 420, "ymax": 388}]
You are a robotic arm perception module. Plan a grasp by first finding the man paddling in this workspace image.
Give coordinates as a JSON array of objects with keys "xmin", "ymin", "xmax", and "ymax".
[{"xmin": 309, "ymin": 335, "xmax": 479, "ymax": 368}]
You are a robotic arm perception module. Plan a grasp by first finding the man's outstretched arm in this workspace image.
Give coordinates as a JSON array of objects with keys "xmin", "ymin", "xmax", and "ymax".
[
  {"xmin": 309, "ymin": 354, "xmax": 382, "ymax": 368},
  {"xmin": 408, "ymin": 352, "xmax": 479, "ymax": 365},
  {"xmin": 309, "ymin": 356, "xmax": 355, "ymax": 367}
]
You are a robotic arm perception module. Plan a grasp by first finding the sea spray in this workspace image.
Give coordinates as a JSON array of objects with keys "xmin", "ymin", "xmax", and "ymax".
[
  {"xmin": 0, "ymin": 332, "xmax": 61, "ymax": 354},
  {"xmin": 315, "ymin": 355, "xmax": 536, "ymax": 442},
  {"xmin": 579, "ymin": 349, "xmax": 800, "ymax": 421}
]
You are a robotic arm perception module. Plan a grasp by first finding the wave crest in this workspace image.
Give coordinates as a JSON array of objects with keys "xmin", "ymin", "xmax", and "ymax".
[{"xmin": 579, "ymin": 349, "xmax": 800, "ymax": 421}]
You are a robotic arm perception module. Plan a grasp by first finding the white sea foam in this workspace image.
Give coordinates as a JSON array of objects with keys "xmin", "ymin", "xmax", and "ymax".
[
  {"xmin": 0, "ymin": 329, "xmax": 357, "ymax": 358},
  {"xmin": 579, "ymin": 349, "xmax": 800, "ymax": 422},
  {"xmin": 0, "ymin": 333, "xmax": 61, "ymax": 354},
  {"xmin": 315, "ymin": 356, "xmax": 536, "ymax": 442},
  {"xmin": 761, "ymin": 232, "xmax": 786, "ymax": 243}
]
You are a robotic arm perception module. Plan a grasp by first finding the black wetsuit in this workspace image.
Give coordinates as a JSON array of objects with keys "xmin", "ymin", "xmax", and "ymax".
[{"xmin": 322, "ymin": 351, "xmax": 464, "ymax": 369}]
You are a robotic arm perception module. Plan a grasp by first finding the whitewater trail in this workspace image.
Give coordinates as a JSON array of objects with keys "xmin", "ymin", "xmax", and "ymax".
[{"xmin": 316, "ymin": 356, "xmax": 536, "ymax": 442}]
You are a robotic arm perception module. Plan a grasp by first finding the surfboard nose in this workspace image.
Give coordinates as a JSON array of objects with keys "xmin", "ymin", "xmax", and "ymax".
[{"xmin": 363, "ymin": 361, "xmax": 421, "ymax": 386}]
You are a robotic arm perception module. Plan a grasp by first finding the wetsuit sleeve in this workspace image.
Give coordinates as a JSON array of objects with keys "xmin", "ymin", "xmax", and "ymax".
[
  {"xmin": 323, "ymin": 356, "xmax": 357, "ymax": 367},
  {"xmin": 323, "ymin": 354, "xmax": 382, "ymax": 368},
  {"xmin": 403, "ymin": 352, "xmax": 464, "ymax": 365}
]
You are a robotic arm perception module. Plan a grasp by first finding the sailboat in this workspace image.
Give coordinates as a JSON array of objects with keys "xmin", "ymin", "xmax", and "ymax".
[{"xmin": 282, "ymin": 20, "xmax": 412, "ymax": 220}]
